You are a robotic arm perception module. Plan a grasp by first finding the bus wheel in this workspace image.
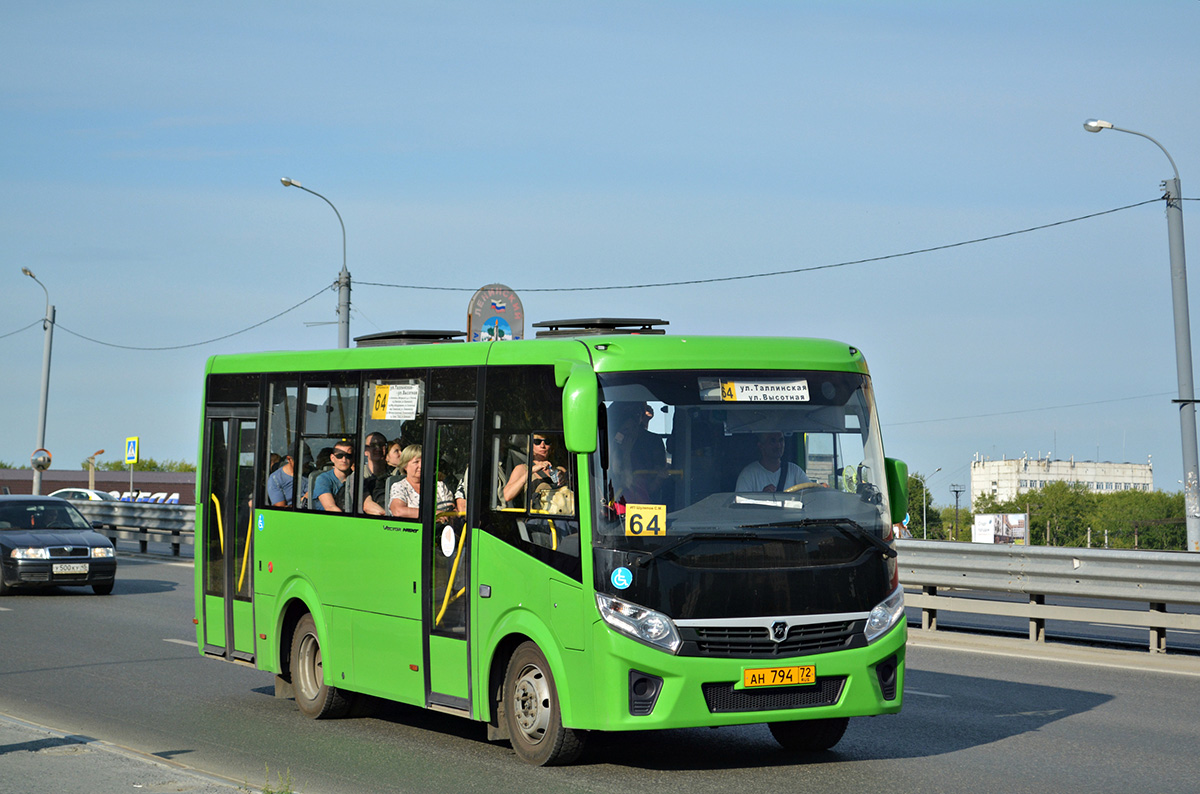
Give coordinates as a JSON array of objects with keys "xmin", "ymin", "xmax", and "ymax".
[
  {"xmin": 769, "ymin": 717, "xmax": 849, "ymax": 752},
  {"xmin": 290, "ymin": 614, "xmax": 353, "ymax": 719},
  {"xmin": 502, "ymin": 641, "xmax": 585, "ymax": 765}
]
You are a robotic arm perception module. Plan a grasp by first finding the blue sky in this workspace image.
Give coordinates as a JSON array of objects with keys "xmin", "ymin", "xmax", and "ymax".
[{"xmin": 3, "ymin": 1, "xmax": 1199, "ymax": 504}]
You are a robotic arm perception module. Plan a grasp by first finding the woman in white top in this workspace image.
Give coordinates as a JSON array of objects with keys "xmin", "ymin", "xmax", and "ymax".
[{"xmin": 388, "ymin": 445, "xmax": 454, "ymax": 518}]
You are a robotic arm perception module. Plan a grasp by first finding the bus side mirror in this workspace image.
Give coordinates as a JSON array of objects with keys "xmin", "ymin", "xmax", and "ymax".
[
  {"xmin": 884, "ymin": 457, "xmax": 908, "ymax": 526},
  {"xmin": 561, "ymin": 364, "xmax": 598, "ymax": 453}
]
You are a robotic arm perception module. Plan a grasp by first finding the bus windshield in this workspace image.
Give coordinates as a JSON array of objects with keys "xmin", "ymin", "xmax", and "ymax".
[{"xmin": 591, "ymin": 369, "xmax": 895, "ymax": 620}]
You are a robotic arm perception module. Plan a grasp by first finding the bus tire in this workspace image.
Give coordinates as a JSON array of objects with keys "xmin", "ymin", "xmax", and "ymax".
[
  {"xmin": 502, "ymin": 641, "xmax": 584, "ymax": 766},
  {"xmin": 769, "ymin": 717, "xmax": 849, "ymax": 752},
  {"xmin": 290, "ymin": 613, "xmax": 353, "ymax": 719}
]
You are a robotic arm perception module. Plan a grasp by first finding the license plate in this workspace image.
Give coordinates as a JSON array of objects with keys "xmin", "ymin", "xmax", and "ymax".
[
  {"xmin": 53, "ymin": 563, "xmax": 89, "ymax": 574},
  {"xmin": 743, "ymin": 665, "xmax": 816, "ymax": 688}
]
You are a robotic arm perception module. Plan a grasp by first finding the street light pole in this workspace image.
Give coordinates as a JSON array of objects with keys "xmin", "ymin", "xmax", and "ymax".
[
  {"xmin": 22, "ymin": 268, "xmax": 54, "ymax": 496},
  {"xmin": 281, "ymin": 178, "xmax": 351, "ymax": 349},
  {"xmin": 1084, "ymin": 120, "xmax": 1199, "ymax": 551},
  {"xmin": 87, "ymin": 449, "xmax": 105, "ymax": 491},
  {"xmin": 923, "ymin": 466, "xmax": 942, "ymax": 540}
]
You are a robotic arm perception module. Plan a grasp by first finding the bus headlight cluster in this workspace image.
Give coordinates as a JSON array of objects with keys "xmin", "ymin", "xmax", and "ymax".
[
  {"xmin": 864, "ymin": 585, "xmax": 905, "ymax": 643},
  {"xmin": 596, "ymin": 593, "xmax": 681, "ymax": 653}
]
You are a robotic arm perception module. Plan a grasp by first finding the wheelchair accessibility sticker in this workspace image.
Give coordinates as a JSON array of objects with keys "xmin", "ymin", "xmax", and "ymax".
[{"xmin": 611, "ymin": 566, "xmax": 632, "ymax": 590}]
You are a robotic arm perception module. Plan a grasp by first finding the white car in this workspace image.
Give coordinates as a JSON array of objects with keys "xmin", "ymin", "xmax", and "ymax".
[{"xmin": 48, "ymin": 488, "xmax": 119, "ymax": 502}]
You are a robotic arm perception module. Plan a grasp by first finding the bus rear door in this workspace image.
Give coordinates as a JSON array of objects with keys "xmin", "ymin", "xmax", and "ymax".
[
  {"xmin": 200, "ymin": 407, "xmax": 259, "ymax": 663},
  {"xmin": 424, "ymin": 409, "xmax": 475, "ymax": 712}
]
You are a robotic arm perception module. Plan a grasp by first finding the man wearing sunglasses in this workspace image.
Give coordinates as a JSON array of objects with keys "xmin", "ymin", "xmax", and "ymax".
[{"xmin": 314, "ymin": 439, "xmax": 355, "ymax": 512}]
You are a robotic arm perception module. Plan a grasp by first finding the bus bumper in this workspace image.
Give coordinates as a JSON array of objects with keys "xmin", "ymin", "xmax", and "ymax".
[{"xmin": 579, "ymin": 618, "xmax": 905, "ymax": 731}]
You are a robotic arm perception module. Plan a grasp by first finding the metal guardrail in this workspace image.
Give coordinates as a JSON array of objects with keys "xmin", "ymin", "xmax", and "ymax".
[
  {"xmin": 62, "ymin": 504, "xmax": 1200, "ymax": 653},
  {"xmin": 897, "ymin": 539, "xmax": 1200, "ymax": 653},
  {"xmin": 72, "ymin": 502, "xmax": 194, "ymax": 557}
]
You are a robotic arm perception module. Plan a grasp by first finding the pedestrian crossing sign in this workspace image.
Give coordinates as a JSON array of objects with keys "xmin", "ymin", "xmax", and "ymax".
[{"xmin": 125, "ymin": 437, "xmax": 139, "ymax": 465}]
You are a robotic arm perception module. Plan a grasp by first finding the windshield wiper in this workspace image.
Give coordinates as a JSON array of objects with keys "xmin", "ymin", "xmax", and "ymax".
[
  {"xmin": 737, "ymin": 518, "xmax": 897, "ymax": 559},
  {"xmin": 633, "ymin": 532, "xmax": 761, "ymax": 568}
]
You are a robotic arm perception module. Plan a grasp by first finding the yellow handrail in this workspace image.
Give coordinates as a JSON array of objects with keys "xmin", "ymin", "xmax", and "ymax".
[
  {"xmin": 237, "ymin": 511, "xmax": 252, "ymax": 594},
  {"xmin": 209, "ymin": 493, "xmax": 224, "ymax": 554},
  {"xmin": 435, "ymin": 524, "xmax": 468, "ymax": 627}
]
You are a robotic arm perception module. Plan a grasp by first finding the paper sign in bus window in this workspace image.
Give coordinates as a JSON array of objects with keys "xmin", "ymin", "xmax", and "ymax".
[
  {"xmin": 372, "ymin": 384, "xmax": 421, "ymax": 421},
  {"xmin": 625, "ymin": 503, "xmax": 667, "ymax": 537}
]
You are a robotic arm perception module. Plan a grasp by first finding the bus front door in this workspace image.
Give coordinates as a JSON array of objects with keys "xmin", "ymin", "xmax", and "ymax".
[
  {"xmin": 424, "ymin": 413, "xmax": 474, "ymax": 713},
  {"xmin": 200, "ymin": 409, "xmax": 258, "ymax": 663}
]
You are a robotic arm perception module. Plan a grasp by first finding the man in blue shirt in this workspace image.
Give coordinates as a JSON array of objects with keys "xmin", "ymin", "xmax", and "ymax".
[
  {"xmin": 267, "ymin": 454, "xmax": 298, "ymax": 507},
  {"xmin": 314, "ymin": 440, "xmax": 355, "ymax": 512}
]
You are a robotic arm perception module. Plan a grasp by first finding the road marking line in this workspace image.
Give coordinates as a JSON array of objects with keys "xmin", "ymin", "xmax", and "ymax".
[
  {"xmin": 905, "ymin": 689, "xmax": 950, "ymax": 698},
  {"xmin": 164, "ymin": 638, "xmax": 198, "ymax": 647}
]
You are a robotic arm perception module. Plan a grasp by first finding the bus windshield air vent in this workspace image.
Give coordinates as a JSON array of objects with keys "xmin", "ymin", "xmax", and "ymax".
[
  {"xmin": 532, "ymin": 318, "xmax": 669, "ymax": 338},
  {"xmin": 354, "ymin": 330, "xmax": 466, "ymax": 347}
]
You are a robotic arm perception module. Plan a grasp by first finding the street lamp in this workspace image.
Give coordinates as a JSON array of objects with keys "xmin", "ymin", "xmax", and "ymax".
[
  {"xmin": 1084, "ymin": 119, "xmax": 1199, "ymax": 552},
  {"xmin": 87, "ymin": 449, "xmax": 105, "ymax": 491},
  {"xmin": 280, "ymin": 178, "xmax": 351, "ymax": 349},
  {"xmin": 22, "ymin": 268, "xmax": 55, "ymax": 496},
  {"xmin": 923, "ymin": 466, "xmax": 942, "ymax": 540}
]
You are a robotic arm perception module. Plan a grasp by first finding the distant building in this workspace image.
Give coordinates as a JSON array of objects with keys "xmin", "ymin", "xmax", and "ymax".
[{"xmin": 970, "ymin": 454, "xmax": 1153, "ymax": 506}]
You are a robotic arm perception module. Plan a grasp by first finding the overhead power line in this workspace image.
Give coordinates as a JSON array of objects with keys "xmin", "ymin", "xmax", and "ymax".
[
  {"xmin": 360, "ymin": 198, "xmax": 1163, "ymax": 293},
  {"xmin": 0, "ymin": 319, "xmax": 42, "ymax": 340},
  {"xmin": 0, "ymin": 197, "xmax": 1181, "ymax": 349},
  {"xmin": 53, "ymin": 283, "xmax": 334, "ymax": 351},
  {"xmin": 892, "ymin": 392, "xmax": 1175, "ymax": 427}
]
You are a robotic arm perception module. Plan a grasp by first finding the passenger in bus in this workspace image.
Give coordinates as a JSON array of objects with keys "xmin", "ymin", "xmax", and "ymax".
[
  {"xmin": 388, "ymin": 444, "xmax": 454, "ymax": 518},
  {"xmin": 609, "ymin": 402, "xmax": 667, "ymax": 504},
  {"xmin": 735, "ymin": 431, "xmax": 813, "ymax": 492},
  {"xmin": 361, "ymin": 432, "xmax": 391, "ymax": 515},
  {"xmin": 313, "ymin": 440, "xmax": 355, "ymax": 512},
  {"xmin": 267, "ymin": 453, "xmax": 299, "ymax": 507},
  {"xmin": 454, "ymin": 467, "xmax": 468, "ymax": 514},
  {"xmin": 385, "ymin": 439, "xmax": 404, "ymax": 470},
  {"xmin": 502, "ymin": 434, "xmax": 569, "ymax": 508}
]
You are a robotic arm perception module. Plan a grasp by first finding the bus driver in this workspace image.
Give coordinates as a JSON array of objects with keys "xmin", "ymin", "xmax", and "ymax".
[{"xmin": 735, "ymin": 431, "xmax": 813, "ymax": 492}]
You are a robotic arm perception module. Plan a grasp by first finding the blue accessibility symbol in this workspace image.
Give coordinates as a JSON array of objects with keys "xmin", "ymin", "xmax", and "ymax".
[
  {"xmin": 257, "ymin": 515, "xmax": 265, "ymax": 531},
  {"xmin": 611, "ymin": 566, "xmax": 633, "ymax": 590}
]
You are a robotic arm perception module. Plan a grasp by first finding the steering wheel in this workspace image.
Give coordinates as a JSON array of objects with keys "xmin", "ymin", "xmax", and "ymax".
[{"xmin": 783, "ymin": 482, "xmax": 821, "ymax": 493}]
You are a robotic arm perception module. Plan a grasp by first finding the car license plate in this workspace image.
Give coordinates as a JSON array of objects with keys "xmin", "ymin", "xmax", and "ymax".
[
  {"xmin": 52, "ymin": 563, "xmax": 89, "ymax": 574},
  {"xmin": 743, "ymin": 665, "xmax": 815, "ymax": 688}
]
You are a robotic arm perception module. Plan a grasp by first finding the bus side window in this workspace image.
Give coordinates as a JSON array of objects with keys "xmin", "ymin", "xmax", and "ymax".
[
  {"xmin": 359, "ymin": 376, "xmax": 426, "ymax": 517},
  {"xmin": 481, "ymin": 365, "xmax": 581, "ymax": 580},
  {"xmin": 264, "ymin": 378, "xmax": 300, "ymax": 509},
  {"xmin": 297, "ymin": 380, "xmax": 359, "ymax": 512}
]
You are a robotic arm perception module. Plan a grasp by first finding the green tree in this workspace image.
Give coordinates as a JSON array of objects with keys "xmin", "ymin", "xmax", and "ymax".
[
  {"xmin": 1089, "ymin": 489, "xmax": 1184, "ymax": 550},
  {"xmin": 906, "ymin": 471, "xmax": 944, "ymax": 538},
  {"xmin": 97, "ymin": 457, "xmax": 195, "ymax": 473},
  {"xmin": 939, "ymin": 504, "xmax": 974, "ymax": 541},
  {"xmin": 969, "ymin": 483, "xmax": 1183, "ymax": 549}
]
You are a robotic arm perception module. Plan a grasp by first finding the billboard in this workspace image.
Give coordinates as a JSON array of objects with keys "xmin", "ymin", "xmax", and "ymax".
[{"xmin": 972, "ymin": 513, "xmax": 1028, "ymax": 544}]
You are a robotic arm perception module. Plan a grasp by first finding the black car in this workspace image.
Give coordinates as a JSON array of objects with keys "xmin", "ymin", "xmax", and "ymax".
[{"xmin": 0, "ymin": 495, "xmax": 117, "ymax": 595}]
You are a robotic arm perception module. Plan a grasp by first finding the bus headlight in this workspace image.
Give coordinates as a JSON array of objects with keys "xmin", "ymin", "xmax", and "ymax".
[
  {"xmin": 864, "ymin": 585, "xmax": 905, "ymax": 643},
  {"xmin": 596, "ymin": 593, "xmax": 681, "ymax": 653}
]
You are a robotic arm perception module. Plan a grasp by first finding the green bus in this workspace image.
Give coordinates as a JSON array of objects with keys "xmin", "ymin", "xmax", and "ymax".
[{"xmin": 196, "ymin": 318, "xmax": 908, "ymax": 765}]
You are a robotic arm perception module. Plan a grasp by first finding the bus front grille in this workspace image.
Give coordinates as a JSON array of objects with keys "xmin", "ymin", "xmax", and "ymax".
[
  {"xmin": 701, "ymin": 677, "xmax": 845, "ymax": 713},
  {"xmin": 682, "ymin": 620, "xmax": 861, "ymax": 658}
]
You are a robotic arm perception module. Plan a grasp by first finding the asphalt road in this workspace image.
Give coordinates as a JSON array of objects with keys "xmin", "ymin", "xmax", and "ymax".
[{"xmin": 2, "ymin": 555, "xmax": 1198, "ymax": 793}]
